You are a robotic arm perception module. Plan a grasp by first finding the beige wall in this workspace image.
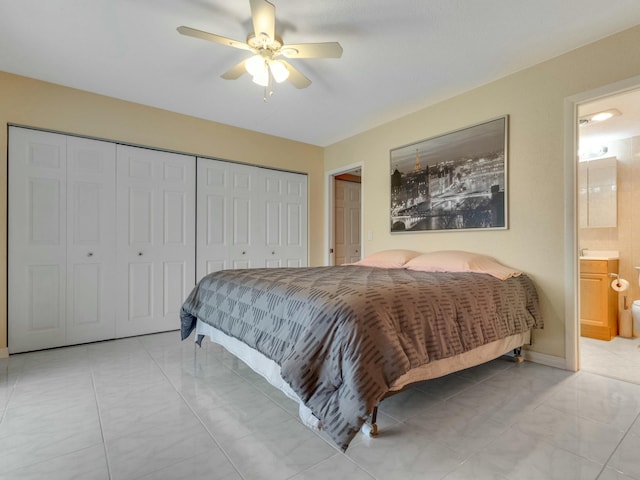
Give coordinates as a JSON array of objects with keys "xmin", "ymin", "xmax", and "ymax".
[
  {"xmin": 0, "ymin": 71, "xmax": 324, "ymax": 355},
  {"xmin": 324, "ymin": 25, "xmax": 640, "ymax": 360}
]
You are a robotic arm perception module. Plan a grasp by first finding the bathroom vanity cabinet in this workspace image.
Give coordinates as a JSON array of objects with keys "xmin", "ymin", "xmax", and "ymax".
[{"xmin": 580, "ymin": 258, "xmax": 619, "ymax": 341}]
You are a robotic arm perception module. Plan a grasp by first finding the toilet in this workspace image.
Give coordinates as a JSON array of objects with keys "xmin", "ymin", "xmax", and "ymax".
[{"xmin": 632, "ymin": 300, "xmax": 640, "ymax": 336}]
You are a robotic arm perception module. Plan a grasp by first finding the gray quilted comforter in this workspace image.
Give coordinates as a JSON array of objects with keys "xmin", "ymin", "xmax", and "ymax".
[{"xmin": 180, "ymin": 266, "xmax": 542, "ymax": 450}]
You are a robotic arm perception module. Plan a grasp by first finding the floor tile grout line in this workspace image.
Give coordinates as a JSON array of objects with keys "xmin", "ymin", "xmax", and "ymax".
[
  {"xmin": 0, "ymin": 347, "xmax": 110, "ymax": 478},
  {"xmin": 595, "ymin": 409, "xmax": 640, "ymax": 479},
  {"xmin": 141, "ymin": 337, "xmax": 249, "ymax": 480},
  {"xmin": 88, "ymin": 345, "xmax": 114, "ymax": 480},
  {"xmin": 508, "ymin": 403, "xmax": 625, "ymax": 470}
]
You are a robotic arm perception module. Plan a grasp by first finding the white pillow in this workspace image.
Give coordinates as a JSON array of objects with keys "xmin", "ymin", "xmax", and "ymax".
[
  {"xmin": 351, "ymin": 249, "xmax": 422, "ymax": 268},
  {"xmin": 404, "ymin": 250, "xmax": 522, "ymax": 280}
]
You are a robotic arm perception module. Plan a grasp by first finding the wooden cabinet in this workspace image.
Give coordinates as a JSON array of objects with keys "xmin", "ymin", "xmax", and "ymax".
[{"xmin": 580, "ymin": 259, "xmax": 619, "ymax": 340}]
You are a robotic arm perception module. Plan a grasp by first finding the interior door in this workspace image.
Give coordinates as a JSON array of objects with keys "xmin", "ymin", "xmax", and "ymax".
[
  {"xmin": 334, "ymin": 179, "xmax": 361, "ymax": 265},
  {"xmin": 66, "ymin": 136, "xmax": 117, "ymax": 344},
  {"xmin": 116, "ymin": 145, "xmax": 195, "ymax": 337},
  {"xmin": 8, "ymin": 127, "xmax": 68, "ymax": 353}
]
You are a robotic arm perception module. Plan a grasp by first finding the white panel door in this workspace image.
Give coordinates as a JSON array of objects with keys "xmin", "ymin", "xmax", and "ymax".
[
  {"xmin": 66, "ymin": 136, "xmax": 117, "ymax": 344},
  {"xmin": 196, "ymin": 158, "xmax": 260, "ymax": 280},
  {"xmin": 9, "ymin": 127, "xmax": 68, "ymax": 353},
  {"xmin": 228, "ymin": 162, "xmax": 260, "ymax": 269},
  {"xmin": 196, "ymin": 159, "xmax": 231, "ymax": 280},
  {"xmin": 334, "ymin": 180, "xmax": 361, "ymax": 265},
  {"xmin": 116, "ymin": 145, "xmax": 195, "ymax": 337},
  {"xmin": 258, "ymin": 169, "xmax": 308, "ymax": 268}
]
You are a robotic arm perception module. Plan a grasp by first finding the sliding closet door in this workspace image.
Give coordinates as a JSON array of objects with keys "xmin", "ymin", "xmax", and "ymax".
[
  {"xmin": 116, "ymin": 145, "xmax": 195, "ymax": 337},
  {"xmin": 66, "ymin": 136, "xmax": 117, "ymax": 344},
  {"xmin": 9, "ymin": 128, "xmax": 68, "ymax": 352}
]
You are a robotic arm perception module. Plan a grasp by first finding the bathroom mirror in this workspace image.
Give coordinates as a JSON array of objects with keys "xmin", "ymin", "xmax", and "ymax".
[{"xmin": 578, "ymin": 156, "xmax": 617, "ymax": 228}]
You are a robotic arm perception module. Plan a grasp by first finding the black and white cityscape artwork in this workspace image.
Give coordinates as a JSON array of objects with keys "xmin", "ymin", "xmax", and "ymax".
[{"xmin": 390, "ymin": 116, "xmax": 507, "ymax": 232}]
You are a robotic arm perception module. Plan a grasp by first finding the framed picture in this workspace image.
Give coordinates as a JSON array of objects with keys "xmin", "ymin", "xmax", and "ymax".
[{"xmin": 390, "ymin": 115, "xmax": 508, "ymax": 232}]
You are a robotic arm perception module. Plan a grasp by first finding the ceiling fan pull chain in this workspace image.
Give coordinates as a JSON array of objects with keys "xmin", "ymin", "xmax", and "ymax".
[{"xmin": 269, "ymin": 65, "xmax": 274, "ymax": 98}]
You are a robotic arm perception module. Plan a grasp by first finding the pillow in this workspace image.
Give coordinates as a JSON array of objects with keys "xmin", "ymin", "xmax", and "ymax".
[
  {"xmin": 404, "ymin": 250, "xmax": 522, "ymax": 280},
  {"xmin": 351, "ymin": 249, "xmax": 422, "ymax": 268}
]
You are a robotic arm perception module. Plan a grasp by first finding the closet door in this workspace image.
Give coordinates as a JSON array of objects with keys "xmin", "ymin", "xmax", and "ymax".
[
  {"xmin": 66, "ymin": 137, "xmax": 117, "ymax": 344},
  {"xmin": 196, "ymin": 157, "xmax": 307, "ymax": 279},
  {"xmin": 116, "ymin": 145, "xmax": 195, "ymax": 337},
  {"xmin": 259, "ymin": 169, "xmax": 308, "ymax": 268},
  {"xmin": 8, "ymin": 128, "xmax": 68, "ymax": 353},
  {"xmin": 196, "ymin": 158, "xmax": 260, "ymax": 280},
  {"xmin": 9, "ymin": 128, "xmax": 118, "ymax": 353}
]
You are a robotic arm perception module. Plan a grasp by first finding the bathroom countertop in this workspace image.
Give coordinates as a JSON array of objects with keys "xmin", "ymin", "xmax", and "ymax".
[{"xmin": 580, "ymin": 250, "xmax": 619, "ymax": 261}]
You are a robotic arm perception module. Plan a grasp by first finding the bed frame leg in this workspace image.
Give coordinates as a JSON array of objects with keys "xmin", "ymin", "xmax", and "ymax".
[
  {"xmin": 513, "ymin": 347, "xmax": 524, "ymax": 364},
  {"xmin": 362, "ymin": 405, "xmax": 379, "ymax": 437}
]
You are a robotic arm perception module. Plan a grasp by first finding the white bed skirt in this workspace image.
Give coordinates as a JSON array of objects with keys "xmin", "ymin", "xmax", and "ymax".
[
  {"xmin": 194, "ymin": 319, "xmax": 529, "ymax": 431},
  {"xmin": 195, "ymin": 320, "xmax": 321, "ymax": 430}
]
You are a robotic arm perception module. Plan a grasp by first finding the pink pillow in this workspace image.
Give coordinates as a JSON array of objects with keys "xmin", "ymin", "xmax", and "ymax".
[
  {"xmin": 352, "ymin": 249, "xmax": 422, "ymax": 268},
  {"xmin": 404, "ymin": 250, "xmax": 522, "ymax": 280}
]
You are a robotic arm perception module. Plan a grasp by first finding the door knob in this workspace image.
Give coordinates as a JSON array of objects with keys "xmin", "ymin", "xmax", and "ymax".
[
  {"xmin": 272, "ymin": 251, "xmax": 275, "ymax": 255},
  {"xmin": 138, "ymin": 252, "xmax": 143, "ymax": 256},
  {"xmin": 87, "ymin": 252, "xmax": 93, "ymax": 257}
]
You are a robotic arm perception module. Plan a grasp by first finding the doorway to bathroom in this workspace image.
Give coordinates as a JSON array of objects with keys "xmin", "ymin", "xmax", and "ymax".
[{"xmin": 578, "ymin": 87, "xmax": 640, "ymax": 385}]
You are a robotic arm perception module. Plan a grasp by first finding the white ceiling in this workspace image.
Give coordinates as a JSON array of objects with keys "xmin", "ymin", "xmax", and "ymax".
[{"xmin": 2, "ymin": 0, "xmax": 640, "ymax": 147}]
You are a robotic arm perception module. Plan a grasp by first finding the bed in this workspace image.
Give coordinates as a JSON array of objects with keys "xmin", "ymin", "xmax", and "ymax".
[{"xmin": 180, "ymin": 250, "xmax": 543, "ymax": 451}]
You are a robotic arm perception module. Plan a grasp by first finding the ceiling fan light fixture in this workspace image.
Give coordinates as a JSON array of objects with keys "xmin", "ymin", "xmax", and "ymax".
[
  {"xmin": 177, "ymin": 0, "xmax": 341, "ymax": 93},
  {"xmin": 251, "ymin": 67, "xmax": 270, "ymax": 87},
  {"xmin": 270, "ymin": 60, "xmax": 289, "ymax": 83},
  {"xmin": 245, "ymin": 54, "xmax": 267, "ymax": 77}
]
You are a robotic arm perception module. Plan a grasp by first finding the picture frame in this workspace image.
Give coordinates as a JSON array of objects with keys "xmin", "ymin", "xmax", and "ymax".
[{"xmin": 390, "ymin": 115, "xmax": 508, "ymax": 232}]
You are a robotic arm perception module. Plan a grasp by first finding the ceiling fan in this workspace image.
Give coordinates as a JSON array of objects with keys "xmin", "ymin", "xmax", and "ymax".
[{"xmin": 177, "ymin": 0, "xmax": 343, "ymax": 91}]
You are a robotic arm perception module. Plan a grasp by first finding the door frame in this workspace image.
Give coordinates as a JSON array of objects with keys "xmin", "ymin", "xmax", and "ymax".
[
  {"xmin": 325, "ymin": 162, "xmax": 364, "ymax": 266},
  {"xmin": 564, "ymin": 74, "xmax": 640, "ymax": 371}
]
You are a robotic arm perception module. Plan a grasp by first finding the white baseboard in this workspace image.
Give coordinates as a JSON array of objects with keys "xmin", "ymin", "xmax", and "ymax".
[
  {"xmin": 523, "ymin": 349, "xmax": 568, "ymax": 370},
  {"xmin": 0, "ymin": 347, "xmax": 8, "ymax": 359}
]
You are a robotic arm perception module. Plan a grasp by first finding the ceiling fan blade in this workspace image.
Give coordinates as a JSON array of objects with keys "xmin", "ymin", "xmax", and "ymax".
[
  {"xmin": 281, "ymin": 60, "xmax": 311, "ymax": 89},
  {"xmin": 221, "ymin": 59, "xmax": 249, "ymax": 80},
  {"xmin": 280, "ymin": 42, "xmax": 343, "ymax": 59},
  {"xmin": 177, "ymin": 26, "xmax": 253, "ymax": 52},
  {"xmin": 249, "ymin": 0, "xmax": 276, "ymax": 41}
]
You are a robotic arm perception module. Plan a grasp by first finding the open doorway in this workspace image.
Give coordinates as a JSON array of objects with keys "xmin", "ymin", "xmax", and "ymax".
[
  {"xmin": 325, "ymin": 164, "xmax": 363, "ymax": 266},
  {"xmin": 577, "ymin": 87, "xmax": 640, "ymax": 384}
]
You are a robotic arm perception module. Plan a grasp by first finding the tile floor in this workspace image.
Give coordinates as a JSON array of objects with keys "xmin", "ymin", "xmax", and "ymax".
[
  {"xmin": 1, "ymin": 331, "xmax": 640, "ymax": 479},
  {"xmin": 580, "ymin": 335, "xmax": 640, "ymax": 385}
]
